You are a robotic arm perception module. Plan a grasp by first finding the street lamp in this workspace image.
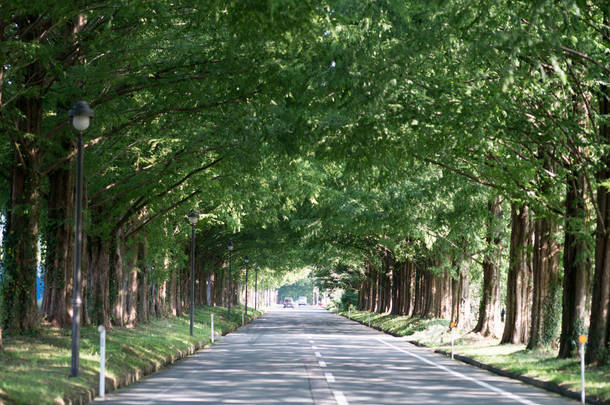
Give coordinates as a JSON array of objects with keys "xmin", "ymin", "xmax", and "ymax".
[
  {"xmin": 244, "ymin": 256, "xmax": 249, "ymax": 317},
  {"xmin": 68, "ymin": 101, "xmax": 94, "ymax": 378},
  {"xmin": 227, "ymin": 241, "xmax": 234, "ymax": 320},
  {"xmin": 187, "ymin": 210, "xmax": 199, "ymax": 336},
  {"xmin": 255, "ymin": 265, "xmax": 259, "ymax": 311}
]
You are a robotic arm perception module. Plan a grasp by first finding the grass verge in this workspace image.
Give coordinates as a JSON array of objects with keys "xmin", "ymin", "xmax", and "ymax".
[
  {"xmin": 0, "ymin": 305, "xmax": 262, "ymax": 404},
  {"xmin": 339, "ymin": 308, "xmax": 610, "ymax": 403}
]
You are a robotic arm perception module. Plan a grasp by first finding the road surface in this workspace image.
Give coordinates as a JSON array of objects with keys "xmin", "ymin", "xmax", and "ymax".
[{"xmin": 98, "ymin": 307, "xmax": 578, "ymax": 404}]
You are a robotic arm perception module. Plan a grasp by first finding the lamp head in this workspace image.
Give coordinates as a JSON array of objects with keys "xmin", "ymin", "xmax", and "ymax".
[
  {"xmin": 244, "ymin": 256, "xmax": 249, "ymax": 264},
  {"xmin": 69, "ymin": 101, "xmax": 94, "ymax": 131},
  {"xmin": 187, "ymin": 210, "xmax": 199, "ymax": 225},
  {"xmin": 227, "ymin": 241, "xmax": 234, "ymax": 251}
]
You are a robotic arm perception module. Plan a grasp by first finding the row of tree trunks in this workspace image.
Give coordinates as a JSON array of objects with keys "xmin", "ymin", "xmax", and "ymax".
[{"xmin": 41, "ymin": 163, "xmax": 75, "ymax": 327}]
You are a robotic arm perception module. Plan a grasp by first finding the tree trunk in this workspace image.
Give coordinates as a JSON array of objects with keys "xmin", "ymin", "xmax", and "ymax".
[
  {"xmin": 0, "ymin": 15, "xmax": 47, "ymax": 334},
  {"xmin": 87, "ymin": 236, "xmax": 111, "ymax": 328},
  {"xmin": 440, "ymin": 270, "xmax": 453, "ymax": 319},
  {"xmin": 528, "ymin": 215, "xmax": 560, "ymax": 349},
  {"xmin": 370, "ymin": 267, "xmax": 378, "ymax": 312},
  {"xmin": 588, "ymin": 80, "xmax": 610, "ymax": 364},
  {"xmin": 1, "ymin": 126, "xmax": 42, "ymax": 333},
  {"xmin": 474, "ymin": 196, "xmax": 504, "ymax": 337},
  {"xmin": 452, "ymin": 260, "xmax": 471, "ymax": 328},
  {"xmin": 42, "ymin": 164, "xmax": 75, "ymax": 327},
  {"xmin": 559, "ymin": 171, "xmax": 590, "ymax": 357},
  {"xmin": 136, "ymin": 238, "xmax": 149, "ymax": 323},
  {"xmin": 501, "ymin": 204, "xmax": 533, "ymax": 344},
  {"xmin": 405, "ymin": 262, "xmax": 415, "ymax": 316},
  {"xmin": 127, "ymin": 248, "xmax": 139, "ymax": 326},
  {"xmin": 115, "ymin": 232, "xmax": 126, "ymax": 326},
  {"xmin": 169, "ymin": 267, "xmax": 178, "ymax": 316}
]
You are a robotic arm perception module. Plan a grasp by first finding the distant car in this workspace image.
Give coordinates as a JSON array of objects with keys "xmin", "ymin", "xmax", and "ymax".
[
  {"xmin": 297, "ymin": 296, "xmax": 307, "ymax": 306},
  {"xmin": 283, "ymin": 297, "xmax": 294, "ymax": 308}
]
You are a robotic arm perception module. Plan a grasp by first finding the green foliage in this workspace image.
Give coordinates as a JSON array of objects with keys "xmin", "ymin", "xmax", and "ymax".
[
  {"xmin": 340, "ymin": 290, "xmax": 358, "ymax": 309},
  {"xmin": 277, "ymin": 275, "xmax": 313, "ymax": 302}
]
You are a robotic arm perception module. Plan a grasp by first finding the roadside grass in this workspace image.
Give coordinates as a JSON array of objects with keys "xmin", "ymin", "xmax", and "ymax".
[
  {"xmin": 0, "ymin": 305, "xmax": 261, "ymax": 405},
  {"xmin": 340, "ymin": 308, "xmax": 610, "ymax": 403}
]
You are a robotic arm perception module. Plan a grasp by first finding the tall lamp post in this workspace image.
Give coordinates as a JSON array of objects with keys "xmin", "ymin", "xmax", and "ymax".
[
  {"xmin": 69, "ymin": 101, "xmax": 94, "ymax": 378},
  {"xmin": 244, "ymin": 256, "xmax": 249, "ymax": 317},
  {"xmin": 227, "ymin": 241, "xmax": 234, "ymax": 320},
  {"xmin": 187, "ymin": 210, "xmax": 199, "ymax": 336},
  {"xmin": 254, "ymin": 265, "xmax": 259, "ymax": 311}
]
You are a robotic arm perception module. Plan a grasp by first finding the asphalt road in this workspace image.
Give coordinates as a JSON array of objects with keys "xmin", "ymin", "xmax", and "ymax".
[{"xmin": 97, "ymin": 307, "xmax": 578, "ymax": 404}]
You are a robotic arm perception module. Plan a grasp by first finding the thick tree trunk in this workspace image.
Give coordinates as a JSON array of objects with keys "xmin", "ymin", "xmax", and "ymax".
[
  {"xmin": 528, "ymin": 216, "xmax": 560, "ymax": 349},
  {"xmin": 1, "ymin": 150, "xmax": 41, "ymax": 332},
  {"xmin": 501, "ymin": 204, "xmax": 533, "ymax": 344},
  {"xmin": 452, "ymin": 260, "xmax": 471, "ymax": 328},
  {"xmin": 382, "ymin": 267, "xmax": 392, "ymax": 312},
  {"xmin": 440, "ymin": 270, "xmax": 453, "ymax": 320},
  {"xmin": 588, "ymin": 82, "xmax": 610, "ymax": 364},
  {"xmin": 112, "ymin": 231, "xmax": 125, "ymax": 327},
  {"xmin": 87, "ymin": 237, "xmax": 111, "ymax": 328},
  {"xmin": 370, "ymin": 267, "xmax": 378, "ymax": 312},
  {"xmin": 413, "ymin": 263, "xmax": 425, "ymax": 317},
  {"xmin": 42, "ymin": 164, "xmax": 75, "ymax": 327},
  {"xmin": 559, "ymin": 171, "xmax": 590, "ymax": 357},
  {"xmin": 127, "ymin": 248, "xmax": 139, "ymax": 325},
  {"xmin": 473, "ymin": 196, "xmax": 504, "ymax": 337},
  {"xmin": 0, "ymin": 16, "xmax": 48, "ymax": 334},
  {"xmin": 405, "ymin": 262, "xmax": 415, "ymax": 316},
  {"xmin": 206, "ymin": 268, "xmax": 213, "ymax": 306},
  {"xmin": 136, "ymin": 238, "xmax": 149, "ymax": 323}
]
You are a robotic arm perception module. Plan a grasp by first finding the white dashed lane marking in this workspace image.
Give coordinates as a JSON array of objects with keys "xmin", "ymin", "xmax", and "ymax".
[{"xmin": 333, "ymin": 390, "xmax": 349, "ymax": 405}]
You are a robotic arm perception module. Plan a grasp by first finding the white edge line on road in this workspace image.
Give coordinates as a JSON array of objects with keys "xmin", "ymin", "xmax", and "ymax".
[
  {"xmin": 319, "ymin": 360, "xmax": 327, "ymax": 368},
  {"xmin": 315, "ymin": 351, "xmax": 322, "ymax": 357},
  {"xmin": 333, "ymin": 390, "xmax": 349, "ymax": 405},
  {"xmin": 376, "ymin": 338, "xmax": 539, "ymax": 405},
  {"xmin": 325, "ymin": 372, "xmax": 335, "ymax": 383}
]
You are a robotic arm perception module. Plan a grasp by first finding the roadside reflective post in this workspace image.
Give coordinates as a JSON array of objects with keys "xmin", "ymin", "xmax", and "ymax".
[
  {"xmin": 211, "ymin": 314, "xmax": 215, "ymax": 343},
  {"xmin": 579, "ymin": 335, "xmax": 587, "ymax": 404},
  {"xmin": 348, "ymin": 306, "xmax": 351, "ymax": 320},
  {"xmin": 98, "ymin": 325, "xmax": 106, "ymax": 398},
  {"xmin": 449, "ymin": 322, "xmax": 456, "ymax": 360}
]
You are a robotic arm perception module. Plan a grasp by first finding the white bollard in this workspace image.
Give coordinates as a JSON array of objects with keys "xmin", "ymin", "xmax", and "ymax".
[
  {"xmin": 348, "ymin": 307, "xmax": 351, "ymax": 320},
  {"xmin": 579, "ymin": 335, "xmax": 587, "ymax": 404},
  {"xmin": 98, "ymin": 325, "xmax": 106, "ymax": 398},
  {"xmin": 368, "ymin": 311, "xmax": 371, "ymax": 327},
  {"xmin": 211, "ymin": 314, "xmax": 215, "ymax": 343}
]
